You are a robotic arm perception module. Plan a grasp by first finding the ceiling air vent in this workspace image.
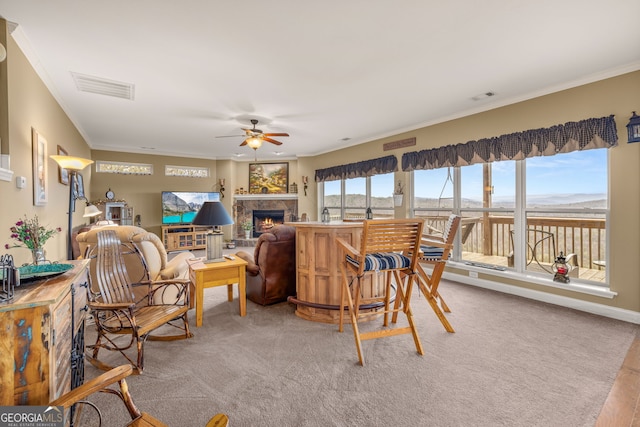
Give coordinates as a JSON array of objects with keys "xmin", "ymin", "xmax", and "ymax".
[{"xmin": 71, "ymin": 72, "xmax": 135, "ymax": 100}]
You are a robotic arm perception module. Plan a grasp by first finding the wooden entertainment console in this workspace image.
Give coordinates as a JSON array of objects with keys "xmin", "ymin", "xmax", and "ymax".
[{"xmin": 162, "ymin": 224, "xmax": 212, "ymax": 252}]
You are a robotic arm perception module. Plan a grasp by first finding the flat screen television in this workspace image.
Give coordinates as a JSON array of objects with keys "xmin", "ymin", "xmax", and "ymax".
[{"xmin": 161, "ymin": 191, "xmax": 220, "ymax": 224}]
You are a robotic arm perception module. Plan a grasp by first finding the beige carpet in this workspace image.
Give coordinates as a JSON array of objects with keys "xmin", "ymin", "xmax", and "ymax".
[{"xmin": 82, "ymin": 280, "xmax": 638, "ymax": 427}]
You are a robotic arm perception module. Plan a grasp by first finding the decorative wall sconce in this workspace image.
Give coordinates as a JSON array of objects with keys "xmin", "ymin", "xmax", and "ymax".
[
  {"xmin": 627, "ymin": 112, "xmax": 640, "ymax": 143},
  {"xmin": 219, "ymin": 178, "xmax": 226, "ymax": 199},
  {"xmin": 302, "ymin": 176, "xmax": 308, "ymax": 196}
]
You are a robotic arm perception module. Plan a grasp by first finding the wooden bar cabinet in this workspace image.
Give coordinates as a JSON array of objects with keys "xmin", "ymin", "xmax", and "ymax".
[{"xmin": 0, "ymin": 260, "xmax": 89, "ymax": 406}]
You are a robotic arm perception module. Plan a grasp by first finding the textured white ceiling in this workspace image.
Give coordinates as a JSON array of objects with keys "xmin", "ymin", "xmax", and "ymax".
[{"xmin": 1, "ymin": 1, "xmax": 639, "ymax": 161}]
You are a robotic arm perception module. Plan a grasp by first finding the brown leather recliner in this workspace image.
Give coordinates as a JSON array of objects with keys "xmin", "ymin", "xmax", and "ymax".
[{"xmin": 235, "ymin": 224, "xmax": 296, "ymax": 306}]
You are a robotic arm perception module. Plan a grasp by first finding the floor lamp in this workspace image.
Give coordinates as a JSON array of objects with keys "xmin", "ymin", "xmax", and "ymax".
[
  {"xmin": 192, "ymin": 201, "xmax": 234, "ymax": 263},
  {"xmin": 50, "ymin": 155, "xmax": 97, "ymax": 260}
]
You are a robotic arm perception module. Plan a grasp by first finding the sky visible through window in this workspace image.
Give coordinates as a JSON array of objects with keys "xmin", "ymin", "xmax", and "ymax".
[{"xmin": 325, "ymin": 149, "xmax": 606, "ymax": 204}]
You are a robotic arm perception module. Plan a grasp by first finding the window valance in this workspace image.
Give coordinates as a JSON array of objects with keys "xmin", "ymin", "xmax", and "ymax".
[
  {"xmin": 401, "ymin": 115, "xmax": 618, "ymax": 171},
  {"xmin": 315, "ymin": 154, "xmax": 398, "ymax": 182}
]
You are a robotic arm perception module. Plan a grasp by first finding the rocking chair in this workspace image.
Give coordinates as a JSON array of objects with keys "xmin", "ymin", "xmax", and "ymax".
[
  {"xmin": 415, "ymin": 214, "xmax": 461, "ymax": 333},
  {"xmin": 85, "ymin": 230, "xmax": 193, "ymax": 374},
  {"xmin": 336, "ymin": 219, "xmax": 425, "ymax": 366},
  {"xmin": 50, "ymin": 365, "xmax": 229, "ymax": 426}
]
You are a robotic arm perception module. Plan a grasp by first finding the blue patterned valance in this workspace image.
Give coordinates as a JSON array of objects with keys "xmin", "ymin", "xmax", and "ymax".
[
  {"xmin": 315, "ymin": 155, "xmax": 398, "ymax": 182},
  {"xmin": 402, "ymin": 115, "xmax": 618, "ymax": 171}
]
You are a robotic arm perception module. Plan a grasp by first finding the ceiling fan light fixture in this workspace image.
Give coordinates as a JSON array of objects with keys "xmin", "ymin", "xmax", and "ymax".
[{"xmin": 246, "ymin": 137, "xmax": 263, "ymax": 150}]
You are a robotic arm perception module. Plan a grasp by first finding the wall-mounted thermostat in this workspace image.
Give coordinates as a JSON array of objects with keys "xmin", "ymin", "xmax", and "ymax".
[{"xmin": 15, "ymin": 176, "xmax": 26, "ymax": 189}]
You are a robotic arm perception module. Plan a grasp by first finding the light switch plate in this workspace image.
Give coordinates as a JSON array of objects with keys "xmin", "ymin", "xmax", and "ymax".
[{"xmin": 16, "ymin": 176, "xmax": 26, "ymax": 189}]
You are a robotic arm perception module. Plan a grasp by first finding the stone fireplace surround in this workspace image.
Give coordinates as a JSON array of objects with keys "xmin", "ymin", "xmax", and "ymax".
[{"xmin": 233, "ymin": 194, "xmax": 298, "ymax": 246}]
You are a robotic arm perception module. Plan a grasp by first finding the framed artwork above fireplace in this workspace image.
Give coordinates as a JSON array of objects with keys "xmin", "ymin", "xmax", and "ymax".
[{"xmin": 249, "ymin": 162, "xmax": 288, "ymax": 194}]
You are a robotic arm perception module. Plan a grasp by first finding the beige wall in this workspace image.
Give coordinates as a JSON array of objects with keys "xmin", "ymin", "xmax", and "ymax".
[
  {"xmin": 90, "ymin": 150, "xmax": 298, "ymax": 238},
  {"xmin": 1, "ymin": 31, "xmax": 91, "ymax": 265},
  {"xmin": 1, "ymin": 22, "xmax": 638, "ymax": 315}
]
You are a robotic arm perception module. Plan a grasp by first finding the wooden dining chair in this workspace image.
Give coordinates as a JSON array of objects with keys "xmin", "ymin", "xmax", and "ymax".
[
  {"xmin": 49, "ymin": 365, "xmax": 229, "ymax": 426},
  {"xmin": 336, "ymin": 218, "xmax": 424, "ymax": 366},
  {"xmin": 415, "ymin": 214, "xmax": 461, "ymax": 333},
  {"xmin": 85, "ymin": 230, "xmax": 193, "ymax": 374}
]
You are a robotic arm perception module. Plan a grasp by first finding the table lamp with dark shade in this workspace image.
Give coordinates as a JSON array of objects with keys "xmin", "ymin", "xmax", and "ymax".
[{"xmin": 192, "ymin": 201, "xmax": 234, "ymax": 263}]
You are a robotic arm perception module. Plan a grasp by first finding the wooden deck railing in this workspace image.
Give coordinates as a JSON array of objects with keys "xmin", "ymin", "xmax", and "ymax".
[{"xmin": 418, "ymin": 215, "xmax": 606, "ymax": 270}]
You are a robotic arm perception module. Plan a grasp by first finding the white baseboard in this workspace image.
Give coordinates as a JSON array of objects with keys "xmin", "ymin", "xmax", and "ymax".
[{"xmin": 444, "ymin": 272, "xmax": 640, "ymax": 325}]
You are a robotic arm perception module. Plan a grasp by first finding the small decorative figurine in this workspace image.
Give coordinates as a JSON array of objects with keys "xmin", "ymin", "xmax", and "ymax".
[{"xmin": 552, "ymin": 251, "xmax": 571, "ymax": 283}]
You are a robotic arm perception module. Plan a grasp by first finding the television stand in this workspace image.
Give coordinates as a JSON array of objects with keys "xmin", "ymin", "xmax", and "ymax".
[{"xmin": 161, "ymin": 224, "xmax": 212, "ymax": 252}]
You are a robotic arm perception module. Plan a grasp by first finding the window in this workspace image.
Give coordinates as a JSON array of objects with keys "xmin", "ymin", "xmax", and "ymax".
[
  {"xmin": 412, "ymin": 149, "xmax": 608, "ymax": 285},
  {"xmin": 96, "ymin": 161, "xmax": 153, "ymax": 175},
  {"xmin": 344, "ymin": 177, "xmax": 366, "ymax": 219},
  {"xmin": 165, "ymin": 165, "xmax": 210, "ymax": 178},
  {"xmin": 323, "ymin": 180, "xmax": 342, "ymax": 220},
  {"xmin": 321, "ymin": 172, "xmax": 395, "ymax": 220}
]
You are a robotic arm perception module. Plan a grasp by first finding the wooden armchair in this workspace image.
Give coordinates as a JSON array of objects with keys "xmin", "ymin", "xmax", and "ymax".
[
  {"xmin": 85, "ymin": 230, "xmax": 193, "ymax": 374},
  {"xmin": 336, "ymin": 219, "xmax": 425, "ymax": 366},
  {"xmin": 49, "ymin": 365, "xmax": 229, "ymax": 426}
]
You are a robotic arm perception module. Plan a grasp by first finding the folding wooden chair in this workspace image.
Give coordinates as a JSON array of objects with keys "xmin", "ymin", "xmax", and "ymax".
[
  {"xmin": 336, "ymin": 219, "xmax": 424, "ymax": 366},
  {"xmin": 415, "ymin": 214, "xmax": 460, "ymax": 333}
]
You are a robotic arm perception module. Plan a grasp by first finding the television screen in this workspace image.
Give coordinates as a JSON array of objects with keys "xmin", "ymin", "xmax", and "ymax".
[{"xmin": 162, "ymin": 191, "xmax": 220, "ymax": 224}]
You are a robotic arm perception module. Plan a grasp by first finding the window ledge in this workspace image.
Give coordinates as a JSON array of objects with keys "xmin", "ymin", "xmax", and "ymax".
[
  {"xmin": 447, "ymin": 261, "xmax": 616, "ymax": 299},
  {"xmin": 0, "ymin": 167, "xmax": 14, "ymax": 182}
]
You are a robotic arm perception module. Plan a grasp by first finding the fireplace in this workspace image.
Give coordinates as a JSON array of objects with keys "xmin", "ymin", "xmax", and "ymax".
[
  {"xmin": 253, "ymin": 209, "xmax": 285, "ymax": 237},
  {"xmin": 233, "ymin": 194, "xmax": 298, "ymax": 245}
]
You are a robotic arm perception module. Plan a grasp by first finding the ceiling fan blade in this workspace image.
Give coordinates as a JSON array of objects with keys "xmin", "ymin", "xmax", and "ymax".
[
  {"xmin": 215, "ymin": 134, "xmax": 244, "ymax": 138},
  {"xmin": 239, "ymin": 140, "xmax": 248, "ymax": 146},
  {"xmin": 263, "ymin": 137, "xmax": 283, "ymax": 145},
  {"xmin": 263, "ymin": 132, "xmax": 289, "ymax": 137},
  {"xmin": 241, "ymin": 128, "xmax": 262, "ymax": 134}
]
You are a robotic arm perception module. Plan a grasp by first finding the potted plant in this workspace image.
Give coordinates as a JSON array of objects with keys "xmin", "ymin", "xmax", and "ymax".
[
  {"xmin": 393, "ymin": 181, "xmax": 404, "ymax": 206},
  {"xmin": 241, "ymin": 220, "xmax": 253, "ymax": 239}
]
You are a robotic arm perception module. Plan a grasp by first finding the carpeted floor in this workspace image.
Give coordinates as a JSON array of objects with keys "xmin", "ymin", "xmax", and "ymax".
[{"xmin": 82, "ymin": 280, "xmax": 638, "ymax": 427}]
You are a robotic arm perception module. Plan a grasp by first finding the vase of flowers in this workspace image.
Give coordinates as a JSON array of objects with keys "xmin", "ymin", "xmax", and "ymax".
[
  {"xmin": 5, "ymin": 215, "xmax": 61, "ymax": 265},
  {"xmin": 241, "ymin": 220, "xmax": 253, "ymax": 239}
]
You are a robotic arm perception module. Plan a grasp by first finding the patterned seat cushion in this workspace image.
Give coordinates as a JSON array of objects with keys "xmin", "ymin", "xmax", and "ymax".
[
  {"xmin": 419, "ymin": 245, "xmax": 448, "ymax": 260},
  {"xmin": 346, "ymin": 252, "xmax": 411, "ymax": 271}
]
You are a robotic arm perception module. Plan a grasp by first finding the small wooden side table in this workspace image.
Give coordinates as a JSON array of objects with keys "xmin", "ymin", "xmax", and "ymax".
[{"xmin": 188, "ymin": 257, "xmax": 248, "ymax": 327}]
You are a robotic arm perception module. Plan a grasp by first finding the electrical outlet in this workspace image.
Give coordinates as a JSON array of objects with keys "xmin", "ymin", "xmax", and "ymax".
[{"xmin": 469, "ymin": 271, "xmax": 478, "ymax": 278}]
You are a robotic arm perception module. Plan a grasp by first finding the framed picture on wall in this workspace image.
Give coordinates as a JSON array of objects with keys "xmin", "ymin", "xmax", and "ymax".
[
  {"xmin": 57, "ymin": 145, "xmax": 69, "ymax": 185},
  {"xmin": 249, "ymin": 162, "xmax": 288, "ymax": 194},
  {"xmin": 32, "ymin": 128, "xmax": 48, "ymax": 206}
]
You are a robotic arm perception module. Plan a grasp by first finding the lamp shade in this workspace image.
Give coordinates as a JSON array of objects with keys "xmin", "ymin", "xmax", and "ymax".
[
  {"xmin": 246, "ymin": 137, "xmax": 263, "ymax": 150},
  {"xmin": 192, "ymin": 201, "xmax": 234, "ymax": 227},
  {"xmin": 83, "ymin": 204, "xmax": 102, "ymax": 218},
  {"xmin": 50, "ymin": 155, "xmax": 94, "ymax": 171}
]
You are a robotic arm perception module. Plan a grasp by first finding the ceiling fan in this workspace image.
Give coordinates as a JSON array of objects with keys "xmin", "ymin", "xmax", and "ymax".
[{"xmin": 217, "ymin": 119, "xmax": 289, "ymax": 150}]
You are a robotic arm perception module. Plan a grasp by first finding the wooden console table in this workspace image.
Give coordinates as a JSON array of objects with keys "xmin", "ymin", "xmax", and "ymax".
[
  {"xmin": 0, "ymin": 260, "xmax": 89, "ymax": 406},
  {"xmin": 286, "ymin": 221, "xmax": 384, "ymax": 324}
]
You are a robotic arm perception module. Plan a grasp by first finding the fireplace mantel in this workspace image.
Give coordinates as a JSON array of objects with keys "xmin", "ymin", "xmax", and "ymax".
[{"xmin": 233, "ymin": 194, "xmax": 298, "ymax": 201}]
